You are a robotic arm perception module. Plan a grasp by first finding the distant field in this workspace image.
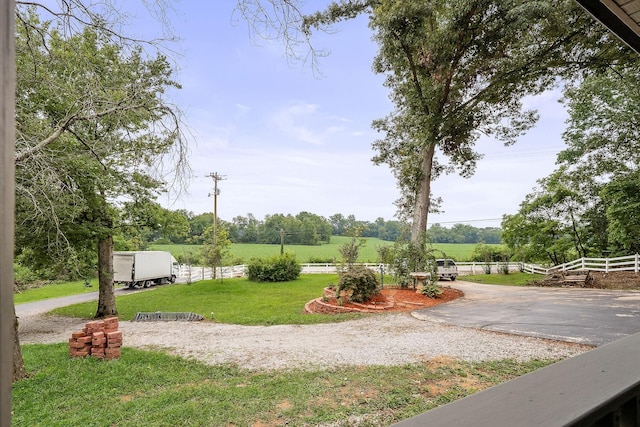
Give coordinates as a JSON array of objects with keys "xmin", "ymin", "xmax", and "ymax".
[{"xmin": 151, "ymin": 238, "xmax": 496, "ymax": 263}]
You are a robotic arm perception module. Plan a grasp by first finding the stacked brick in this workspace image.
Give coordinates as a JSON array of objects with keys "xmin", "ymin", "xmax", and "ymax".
[{"xmin": 69, "ymin": 317, "xmax": 122, "ymax": 360}]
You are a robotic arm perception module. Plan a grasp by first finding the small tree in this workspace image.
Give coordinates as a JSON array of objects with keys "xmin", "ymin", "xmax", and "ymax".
[
  {"xmin": 200, "ymin": 226, "xmax": 231, "ymax": 280},
  {"xmin": 335, "ymin": 227, "xmax": 380, "ymax": 303},
  {"xmin": 387, "ymin": 238, "xmax": 436, "ymax": 288},
  {"xmin": 338, "ymin": 228, "xmax": 367, "ymax": 271}
]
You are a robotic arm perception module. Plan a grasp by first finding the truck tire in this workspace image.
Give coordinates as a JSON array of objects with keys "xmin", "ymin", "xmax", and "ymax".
[
  {"xmin": 143, "ymin": 281, "xmax": 151, "ymax": 288},
  {"xmin": 170, "ymin": 275, "xmax": 176, "ymax": 284}
]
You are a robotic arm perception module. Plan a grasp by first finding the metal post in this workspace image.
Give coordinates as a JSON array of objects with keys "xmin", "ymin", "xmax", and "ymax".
[{"xmin": 1, "ymin": 0, "xmax": 16, "ymax": 424}]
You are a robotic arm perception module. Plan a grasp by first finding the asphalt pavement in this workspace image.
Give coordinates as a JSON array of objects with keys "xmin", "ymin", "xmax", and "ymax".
[
  {"xmin": 412, "ymin": 281, "xmax": 640, "ymax": 346},
  {"xmin": 15, "ymin": 286, "xmax": 141, "ymax": 317}
]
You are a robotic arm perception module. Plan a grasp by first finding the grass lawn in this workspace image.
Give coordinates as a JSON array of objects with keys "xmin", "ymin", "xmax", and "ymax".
[
  {"xmin": 52, "ymin": 274, "xmax": 365, "ymax": 325},
  {"xmin": 461, "ymin": 272, "xmax": 545, "ymax": 286},
  {"xmin": 12, "ymin": 343, "xmax": 556, "ymax": 427}
]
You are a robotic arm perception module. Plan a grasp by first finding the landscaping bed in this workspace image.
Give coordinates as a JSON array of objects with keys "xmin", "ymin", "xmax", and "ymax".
[{"xmin": 305, "ymin": 286, "xmax": 464, "ymax": 314}]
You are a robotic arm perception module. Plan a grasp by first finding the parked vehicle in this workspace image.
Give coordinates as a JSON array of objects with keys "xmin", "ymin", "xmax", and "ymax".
[
  {"xmin": 113, "ymin": 251, "xmax": 179, "ymax": 289},
  {"xmin": 436, "ymin": 258, "xmax": 458, "ymax": 281}
]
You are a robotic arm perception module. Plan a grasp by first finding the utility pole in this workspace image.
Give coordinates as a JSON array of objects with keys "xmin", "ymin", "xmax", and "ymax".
[{"xmin": 206, "ymin": 172, "xmax": 226, "ymax": 245}]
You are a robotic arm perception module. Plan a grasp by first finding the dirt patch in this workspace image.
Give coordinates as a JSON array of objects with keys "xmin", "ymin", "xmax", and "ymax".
[
  {"xmin": 531, "ymin": 271, "xmax": 640, "ymax": 290},
  {"xmin": 305, "ymin": 286, "xmax": 464, "ymax": 314}
]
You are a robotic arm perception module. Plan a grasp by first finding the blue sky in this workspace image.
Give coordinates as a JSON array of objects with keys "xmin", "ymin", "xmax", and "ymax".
[{"xmin": 135, "ymin": 2, "xmax": 568, "ymax": 226}]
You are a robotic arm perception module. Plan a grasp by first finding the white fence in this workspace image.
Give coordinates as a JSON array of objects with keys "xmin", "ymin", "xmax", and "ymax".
[
  {"xmin": 548, "ymin": 254, "xmax": 640, "ymax": 273},
  {"xmin": 177, "ymin": 264, "xmax": 246, "ymax": 283},
  {"xmin": 176, "ymin": 255, "xmax": 640, "ymax": 284},
  {"xmin": 460, "ymin": 256, "xmax": 640, "ymax": 275},
  {"xmin": 176, "ymin": 263, "xmax": 387, "ymax": 283}
]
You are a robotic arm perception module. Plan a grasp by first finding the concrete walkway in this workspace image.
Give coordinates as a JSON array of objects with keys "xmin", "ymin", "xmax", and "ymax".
[{"xmin": 412, "ymin": 281, "xmax": 640, "ymax": 346}]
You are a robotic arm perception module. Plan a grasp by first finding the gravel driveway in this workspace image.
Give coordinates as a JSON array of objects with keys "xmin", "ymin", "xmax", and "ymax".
[{"xmin": 19, "ymin": 312, "xmax": 590, "ymax": 370}]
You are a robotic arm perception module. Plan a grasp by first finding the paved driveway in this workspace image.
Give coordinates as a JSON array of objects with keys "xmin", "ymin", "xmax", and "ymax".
[{"xmin": 412, "ymin": 281, "xmax": 640, "ymax": 346}]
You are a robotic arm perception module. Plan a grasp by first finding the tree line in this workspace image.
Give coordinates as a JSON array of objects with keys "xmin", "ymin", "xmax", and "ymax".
[
  {"xmin": 140, "ymin": 209, "xmax": 501, "ymax": 246},
  {"xmin": 501, "ymin": 58, "xmax": 640, "ymax": 266}
]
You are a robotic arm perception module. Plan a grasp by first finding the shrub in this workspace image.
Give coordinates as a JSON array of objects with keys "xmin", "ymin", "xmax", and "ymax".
[
  {"xmin": 247, "ymin": 253, "xmax": 301, "ymax": 282},
  {"xmin": 421, "ymin": 283, "xmax": 443, "ymax": 298},
  {"xmin": 336, "ymin": 265, "xmax": 380, "ymax": 303}
]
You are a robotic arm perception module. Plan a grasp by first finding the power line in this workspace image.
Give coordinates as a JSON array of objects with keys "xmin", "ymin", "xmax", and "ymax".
[{"xmin": 432, "ymin": 218, "xmax": 503, "ymax": 225}]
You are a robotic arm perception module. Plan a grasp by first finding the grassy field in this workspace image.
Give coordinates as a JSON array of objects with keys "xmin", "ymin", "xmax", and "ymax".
[
  {"xmin": 151, "ymin": 238, "xmax": 490, "ymax": 263},
  {"xmin": 52, "ymin": 274, "xmax": 364, "ymax": 325},
  {"xmin": 12, "ymin": 343, "xmax": 555, "ymax": 427}
]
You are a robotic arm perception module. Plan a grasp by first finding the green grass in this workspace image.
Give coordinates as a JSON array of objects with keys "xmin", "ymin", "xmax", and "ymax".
[
  {"xmin": 461, "ymin": 272, "xmax": 545, "ymax": 286},
  {"xmin": 14, "ymin": 278, "xmax": 100, "ymax": 304},
  {"xmin": 12, "ymin": 343, "xmax": 557, "ymax": 427},
  {"xmin": 52, "ymin": 274, "xmax": 365, "ymax": 325},
  {"xmin": 152, "ymin": 238, "xmax": 490, "ymax": 263}
]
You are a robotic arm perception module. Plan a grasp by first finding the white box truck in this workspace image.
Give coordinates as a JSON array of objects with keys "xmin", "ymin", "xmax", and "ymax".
[{"xmin": 113, "ymin": 251, "xmax": 179, "ymax": 289}]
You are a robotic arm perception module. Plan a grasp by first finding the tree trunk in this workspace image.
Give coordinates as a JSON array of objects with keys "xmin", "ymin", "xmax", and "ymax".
[
  {"xmin": 410, "ymin": 143, "xmax": 437, "ymax": 243},
  {"xmin": 13, "ymin": 304, "xmax": 28, "ymax": 382},
  {"xmin": 95, "ymin": 235, "xmax": 117, "ymax": 318}
]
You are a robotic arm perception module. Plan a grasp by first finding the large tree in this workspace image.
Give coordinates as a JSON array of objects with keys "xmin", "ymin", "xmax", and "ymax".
[
  {"xmin": 239, "ymin": 0, "xmax": 627, "ymax": 243},
  {"xmin": 13, "ymin": 2, "xmax": 187, "ymax": 380}
]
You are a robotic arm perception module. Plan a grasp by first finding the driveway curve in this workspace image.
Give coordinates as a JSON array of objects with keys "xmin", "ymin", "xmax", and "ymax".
[{"xmin": 412, "ymin": 281, "xmax": 640, "ymax": 346}]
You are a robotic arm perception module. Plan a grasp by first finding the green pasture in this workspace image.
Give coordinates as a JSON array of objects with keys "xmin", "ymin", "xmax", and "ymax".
[{"xmin": 151, "ymin": 238, "xmax": 490, "ymax": 264}]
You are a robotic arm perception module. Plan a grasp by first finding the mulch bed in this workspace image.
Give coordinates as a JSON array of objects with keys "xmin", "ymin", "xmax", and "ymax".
[{"xmin": 305, "ymin": 286, "xmax": 464, "ymax": 314}]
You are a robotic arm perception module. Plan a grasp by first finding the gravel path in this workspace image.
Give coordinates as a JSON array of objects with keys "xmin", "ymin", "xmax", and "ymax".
[{"xmin": 19, "ymin": 312, "xmax": 591, "ymax": 370}]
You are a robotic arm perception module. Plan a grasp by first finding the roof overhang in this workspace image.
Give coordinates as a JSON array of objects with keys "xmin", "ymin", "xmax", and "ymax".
[{"xmin": 575, "ymin": 0, "xmax": 640, "ymax": 53}]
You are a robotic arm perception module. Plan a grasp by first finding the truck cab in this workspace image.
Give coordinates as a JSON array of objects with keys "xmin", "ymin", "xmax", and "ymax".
[{"xmin": 436, "ymin": 259, "xmax": 458, "ymax": 281}]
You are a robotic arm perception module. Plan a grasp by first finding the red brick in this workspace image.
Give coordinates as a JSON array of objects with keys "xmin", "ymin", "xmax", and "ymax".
[
  {"xmin": 70, "ymin": 341, "xmax": 88, "ymax": 349},
  {"xmin": 71, "ymin": 331, "xmax": 86, "ymax": 338},
  {"xmin": 92, "ymin": 339, "xmax": 106, "ymax": 347},
  {"xmin": 77, "ymin": 336, "xmax": 93, "ymax": 344},
  {"xmin": 71, "ymin": 349, "xmax": 90, "ymax": 358},
  {"xmin": 104, "ymin": 316, "xmax": 119, "ymax": 325},
  {"xmin": 106, "ymin": 331, "xmax": 122, "ymax": 340},
  {"xmin": 85, "ymin": 320, "xmax": 105, "ymax": 330}
]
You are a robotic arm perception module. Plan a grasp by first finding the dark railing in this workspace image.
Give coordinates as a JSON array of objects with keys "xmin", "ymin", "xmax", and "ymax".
[{"xmin": 392, "ymin": 332, "xmax": 640, "ymax": 427}]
